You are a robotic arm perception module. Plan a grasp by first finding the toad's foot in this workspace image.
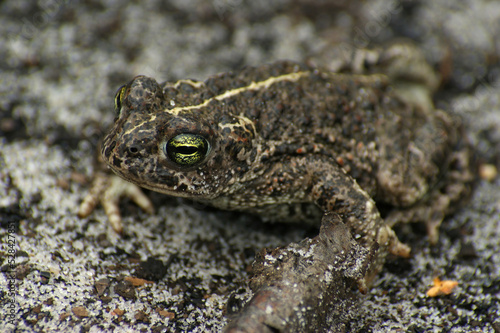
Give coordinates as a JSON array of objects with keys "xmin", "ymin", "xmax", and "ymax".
[
  {"xmin": 378, "ymin": 225, "xmax": 411, "ymax": 258},
  {"xmin": 225, "ymin": 213, "xmax": 376, "ymax": 332},
  {"xmin": 78, "ymin": 171, "xmax": 154, "ymax": 233}
]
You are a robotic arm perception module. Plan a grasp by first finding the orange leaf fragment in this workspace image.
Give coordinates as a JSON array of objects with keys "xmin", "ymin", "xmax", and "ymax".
[{"xmin": 426, "ymin": 277, "xmax": 459, "ymax": 297}]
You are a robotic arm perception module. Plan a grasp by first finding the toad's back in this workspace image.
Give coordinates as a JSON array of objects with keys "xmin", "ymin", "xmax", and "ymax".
[{"xmin": 156, "ymin": 61, "xmax": 452, "ymax": 203}]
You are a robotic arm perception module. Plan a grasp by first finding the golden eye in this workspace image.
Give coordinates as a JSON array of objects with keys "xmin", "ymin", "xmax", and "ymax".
[
  {"xmin": 166, "ymin": 134, "xmax": 210, "ymax": 166},
  {"xmin": 114, "ymin": 85, "xmax": 127, "ymax": 114}
]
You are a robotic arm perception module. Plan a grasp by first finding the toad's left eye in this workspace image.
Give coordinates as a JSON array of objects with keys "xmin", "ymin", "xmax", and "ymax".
[
  {"xmin": 165, "ymin": 134, "xmax": 210, "ymax": 166},
  {"xmin": 114, "ymin": 85, "xmax": 127, "ymax": 114}
]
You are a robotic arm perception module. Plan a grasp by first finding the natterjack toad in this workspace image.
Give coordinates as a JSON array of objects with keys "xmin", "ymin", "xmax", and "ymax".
[{"xmin": 80, "ymin": 43, "xmax": 473, "ymax": 289}]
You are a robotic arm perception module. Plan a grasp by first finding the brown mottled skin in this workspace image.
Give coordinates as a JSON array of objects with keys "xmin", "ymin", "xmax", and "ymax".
[{"xmin": 85, "ymin": 44, "xmax": 473, "ymax": 288}]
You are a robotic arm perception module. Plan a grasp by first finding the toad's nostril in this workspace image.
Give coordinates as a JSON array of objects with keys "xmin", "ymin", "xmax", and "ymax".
[{"xmin": 128, "ymin": 145, "xmax": 141, "ymax": 154}]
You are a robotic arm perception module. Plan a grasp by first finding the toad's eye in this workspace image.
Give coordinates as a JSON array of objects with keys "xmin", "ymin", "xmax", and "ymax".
[
  {"xmin": 165, "ymin": 134, "xmax": 210, "ymax": 166},
  {"xmin": 114, "ymin": 85, "xmax": 127, "ymax": 114}
]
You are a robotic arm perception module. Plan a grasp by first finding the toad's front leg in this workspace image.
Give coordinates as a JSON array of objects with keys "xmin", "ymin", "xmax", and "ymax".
[
  {"xmin": 304, "ymin": 155, "xmax": 410, "ymax": 281},
  {"xmin": 78, "ymin": 170, "xmax": 154, "ymax": 233},
  {"xmin": 246, "ymin": 154, "xmax": 411, "ymax": 282}
]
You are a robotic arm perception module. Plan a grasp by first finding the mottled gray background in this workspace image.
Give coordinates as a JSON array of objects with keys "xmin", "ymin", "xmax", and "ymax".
[{"xmin": 1, "ymin": 0, "xmax": 499, "ymax": 332}]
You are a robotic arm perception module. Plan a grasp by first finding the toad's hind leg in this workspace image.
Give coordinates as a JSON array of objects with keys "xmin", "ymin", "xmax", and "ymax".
[
  {"xmin": 384, "ymin": 130, "xmax": 475, "ymax": 244},
  {"xmin": 376, "ymin": 104, "xmax": 475, "ymax": 244}
]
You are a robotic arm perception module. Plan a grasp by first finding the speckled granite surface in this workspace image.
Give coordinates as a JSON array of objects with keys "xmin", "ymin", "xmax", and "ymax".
[{"xmin": 1, "ymin": 0, "xmax": 499, "ymax": 332}]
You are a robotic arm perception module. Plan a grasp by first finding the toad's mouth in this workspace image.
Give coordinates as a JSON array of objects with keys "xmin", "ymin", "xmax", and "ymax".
[{"xmin": 103, "ymin": 153, "xmax": 214, "ymax": 200}]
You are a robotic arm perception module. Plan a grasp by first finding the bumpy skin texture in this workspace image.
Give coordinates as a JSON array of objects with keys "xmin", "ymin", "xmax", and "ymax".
[{"xmin": 84, "ymin": 44, "xmax": 475, "ymax": 330}]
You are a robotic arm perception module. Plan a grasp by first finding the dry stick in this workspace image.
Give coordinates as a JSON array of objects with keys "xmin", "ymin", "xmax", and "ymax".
[{"xmin": 225, "ymin": 212, "xmax": 377, "ymax": 332}]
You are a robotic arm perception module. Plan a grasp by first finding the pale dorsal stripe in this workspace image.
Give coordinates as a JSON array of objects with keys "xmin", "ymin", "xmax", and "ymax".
[
  {"xmin": 164, "ymin": 71, "xmax": 310, "ymax": 115},
  {"xmin": 121, "ymin": 71, "xmax": 311, "ymax": 137},
  {"xmin": 171, "ymin": 79, "xmax": 205, "ymax": 89}
]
